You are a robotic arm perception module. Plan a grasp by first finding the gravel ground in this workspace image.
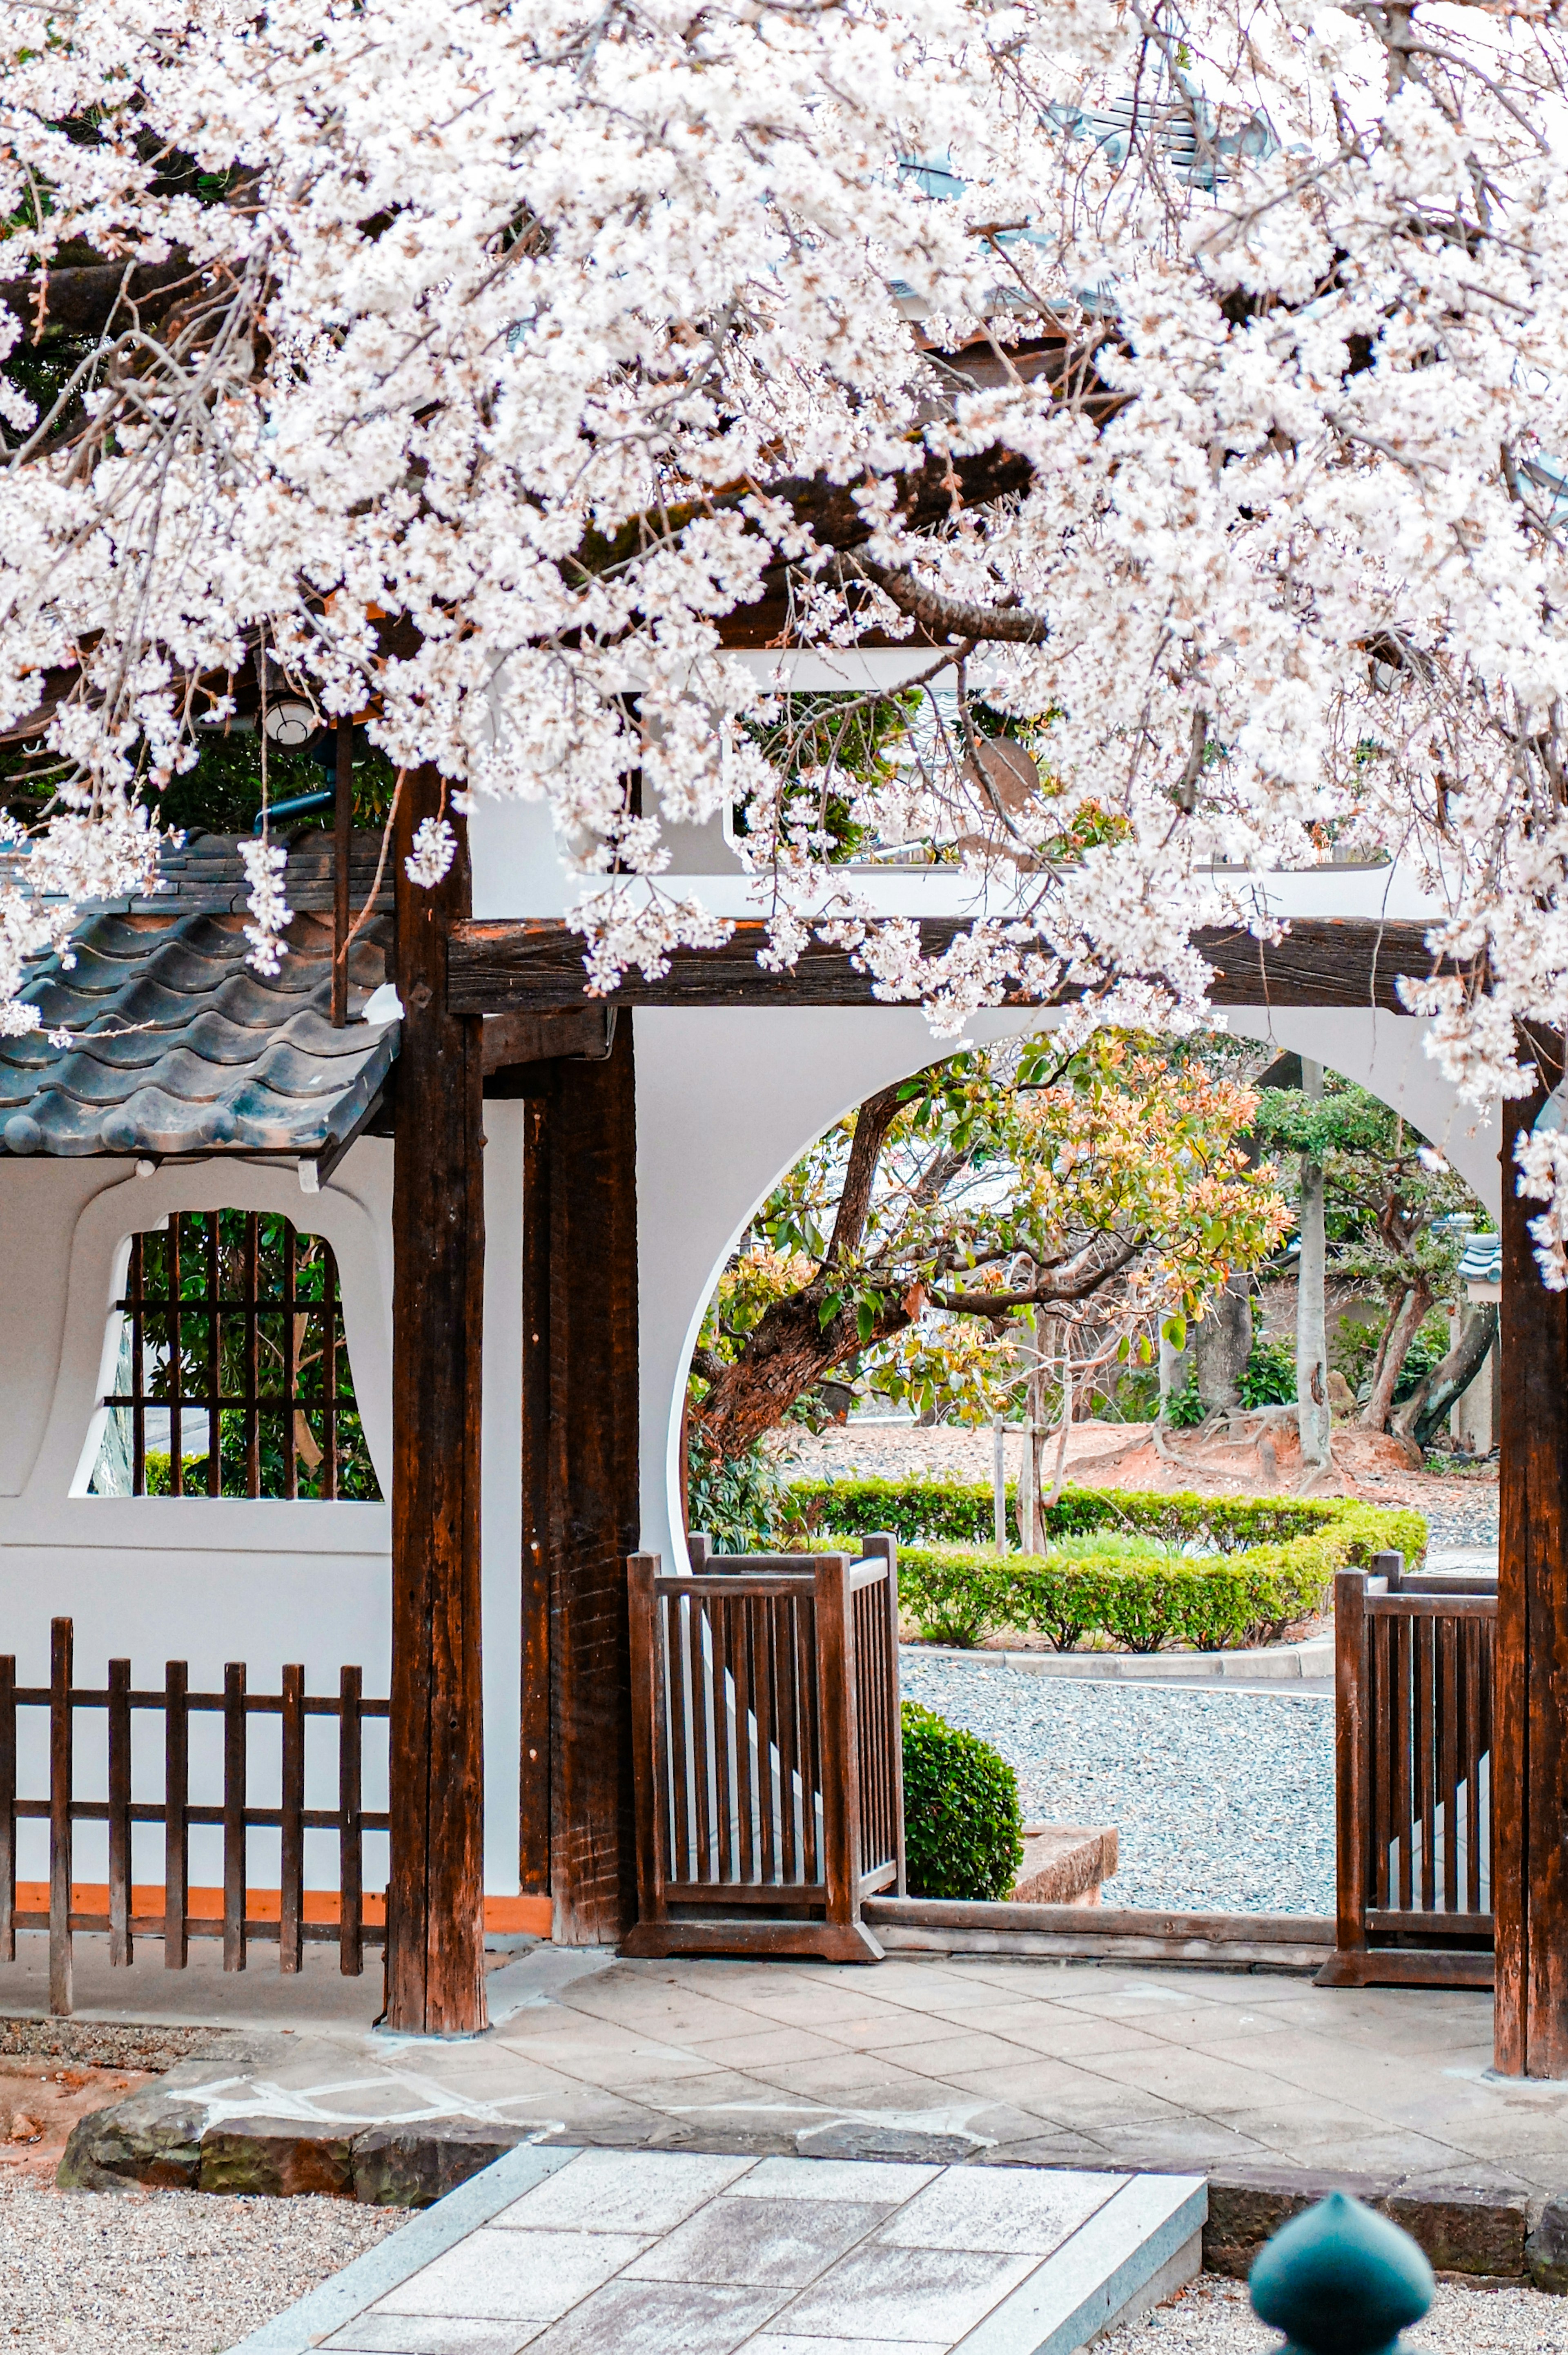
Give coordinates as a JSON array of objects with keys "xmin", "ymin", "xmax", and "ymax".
[
  {"xmin": 1423, "ymin": 1487, "xmax": 1500, "ymax": 1548},
  {"xmin": 1104, "ymin": 2273, "xmax": 1568, "ymax": 2355},
  {"xmin": 901, "ymin": 1654, "xmax": 1334, "ymax": 1913},
  {"xmin": 0, "ymin": 2178, "xmax": 405, "ymax": 2353},
  {"xmin": 0, "ymin": 2018, "xmax": 250, "ymax": 2072}
]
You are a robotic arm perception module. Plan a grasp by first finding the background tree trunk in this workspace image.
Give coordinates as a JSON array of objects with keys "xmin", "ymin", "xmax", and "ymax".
[
  {"xmin": 1196, "ymin": 1277, "xmax": 1252, "ymax": 1414},
  {"xmin": 1296, "ymin": 1058, "xmax": 1332, "ymax": 1468},
  {"xmin": 1392, "ymin": 1301, "xmax": 1499, "ymax": 1450},
  {"xmin": 1360, "ymin": 1280, "xmax": 1432, "ymax": 1430}
]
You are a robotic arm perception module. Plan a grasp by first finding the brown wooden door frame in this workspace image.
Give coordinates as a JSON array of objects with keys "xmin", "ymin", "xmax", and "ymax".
[
  {"xmin": 521, "ymin": 1017, "xmax": 640, "ymax": 1944},
  {"xmin": 1495, "ymin": 1028, "xmax": 1568, "ymax": 2074},
  {"xmin": 387, "ymin": 767, "xmax": 488, "ymax": 2035}
]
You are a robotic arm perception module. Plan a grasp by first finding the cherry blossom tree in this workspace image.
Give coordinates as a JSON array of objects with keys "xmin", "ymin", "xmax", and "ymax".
[{"xmin": 2, "ymin": 0, "xmax": 1568, "ymax": 1243}]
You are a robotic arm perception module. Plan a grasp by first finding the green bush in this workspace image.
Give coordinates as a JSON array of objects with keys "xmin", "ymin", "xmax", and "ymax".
[
  {"xmin": 901, "ymin": 1700, "xmax": 1025, "ymax": 1900},
  {"xmin": 788, "ymin": 1474, "xmax": 1410, "ymax": 1554},
  {"xmin": 886, "ymin": 1494, "xmax": 1425, "ymax": 1653}
]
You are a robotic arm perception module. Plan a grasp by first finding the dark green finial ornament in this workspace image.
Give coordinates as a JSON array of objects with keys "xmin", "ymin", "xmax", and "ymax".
[{"xmin": 1250, "ymin": 2193, "xmax": 1435, "ymax": 2355}]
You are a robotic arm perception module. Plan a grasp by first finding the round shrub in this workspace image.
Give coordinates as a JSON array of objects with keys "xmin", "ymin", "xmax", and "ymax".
[{"xmin": 901, "ymin": 1700, "xmax": 1025, "ymax": 1901}]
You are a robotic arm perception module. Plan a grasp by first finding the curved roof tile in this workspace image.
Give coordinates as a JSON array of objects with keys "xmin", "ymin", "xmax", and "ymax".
[{"xmin": 0, "ymin": 834, "xmax": 398, "ymax": 1161}]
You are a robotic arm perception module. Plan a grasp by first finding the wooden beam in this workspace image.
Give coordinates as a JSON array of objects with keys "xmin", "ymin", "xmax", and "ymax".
[
  {"xmin": 448, "ymin": 916, "xmax": 1454, "ymax": 1017},
  {"xmin": 387, "ymin": 767, "xmax": 488, "ymax": 2035},
  {"xmin": 482, "ymin": 1004, "xmax": 616, "ymax": 1074},
  {"xmin": 1494, "ymin": 1029, "xmax": 1568, "ymax": 2076},
  {"xmin": 522, "ymin": 1018, "xmax": 641, "ymax": 1943}
]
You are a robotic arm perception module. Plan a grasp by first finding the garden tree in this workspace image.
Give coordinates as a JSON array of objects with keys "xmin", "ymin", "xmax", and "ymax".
[
  {"xmin": 688, "ymin": 1036, "xmax": 1288, "ymax": 1466},
  {"xmin": 1251, "ymin": 1079, "xmax": 1485, "ymax": 1432},
  {"xmin": 3, "ymin": 0, "xmax": 1568, "ymax": 1272},
  {"xmin": 1295, "ymin": 1059, "xmax": 1332, "ymax": 1472}
]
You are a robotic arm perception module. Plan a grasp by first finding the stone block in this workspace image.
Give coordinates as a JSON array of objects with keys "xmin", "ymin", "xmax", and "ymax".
[
  {"xmin": 199, "ymin": 2116, "xmax": 356, "ymax": 2198},
  {"xmin": 1008, "ymin": 1825, "xmax": 1119, "ymax": 1908},
  {"xmin": 1526, "ymin": 2197, "xmax": 1568, "ymax": 2294},
  {"xmin": 352, "ymin": 2121, "xmax": 533, "ymax": 2208},
  {"xmin": 56, "ymin": 2093, "xmax": 205, "ymax": 2192},
  {"xmin": 1202, "ymin": 2170, "xmax": 1385, "ymax": 2278},
  {"xmin": 1381, "ymin": 2186, "xmax": 1528, "ymax": 2278}
]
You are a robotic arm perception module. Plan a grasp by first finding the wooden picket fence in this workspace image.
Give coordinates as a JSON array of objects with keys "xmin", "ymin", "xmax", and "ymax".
[
  {"xmin": 1321, "ymin": 1565, "xmax": 1495, "ymax": 1988},
  {"xmin": 0, "ymin": 1619, "xmax": 387, "ymax": 2015},
  {"xmin": 624, "ymin": 1536, "xmax": 905, "ymax": 1963}
]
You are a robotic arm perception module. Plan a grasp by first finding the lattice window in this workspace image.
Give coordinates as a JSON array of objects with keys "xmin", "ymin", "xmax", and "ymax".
[{"xmin": 93, "ymin": 1211, "xmax": 381, "ymax": 1500}]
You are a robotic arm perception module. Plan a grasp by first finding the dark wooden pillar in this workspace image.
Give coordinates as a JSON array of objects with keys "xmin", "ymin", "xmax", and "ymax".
[
  {"xmin": 387, "ymin": 766, "xmax": 488, "ymax": 2034},
  {"xmin": 1495, "ymin": 1028, "xmax": 1568, "ymax": 2075},
  {"xmin": 521, "ymin": 1015, "xmax": 639, "ymax": 1943}
]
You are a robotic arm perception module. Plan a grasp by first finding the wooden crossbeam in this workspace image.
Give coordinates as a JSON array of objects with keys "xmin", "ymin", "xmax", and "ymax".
[{"xmin": 448, "ymin": 915, "xmax": 1453, "ymax": 1017}]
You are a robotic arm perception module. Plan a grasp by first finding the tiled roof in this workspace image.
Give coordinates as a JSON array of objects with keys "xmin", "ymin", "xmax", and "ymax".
[
  {"xmin": 1459, "ymin": 1233, "xmax": 1502, "ymax": 1287},
  {"xmin": 0, "ymin": 833, "xmax": 398, "ymax": 1160}
]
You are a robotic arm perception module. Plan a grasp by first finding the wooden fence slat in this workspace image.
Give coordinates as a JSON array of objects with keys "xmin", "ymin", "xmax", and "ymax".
[
  {"xmin": 165, "ymin": 1660, "xmax": 189, "ymax": 1967},
  {"xmin": 223, "ymin": 1663, "xmax": 247, "ymax": 1971},
  {"xmin": 49, "ymin": 1618, "xmax": 72, "ymax": 2016},
  {"xmin": 108, "ymin": 1658, "xmax": 132, "ymax": 1967},
  {"xmin": 280, "ymin": 1664, "xmax": 305, "ymax": 1974},
  {"xmin": 1334, "ymin": 1570, "xmax": 1368, "ymax": 1965},
  {"xmin": 339, "ymin": 1666, "xmax": 363, "ymax": 1977},
  {"xmin": 0, "ymin": 1656, "xmax": 13, "ymax": 1963},
  {"xmin": 815, "ymin": 1557, "xmax": 855, "ymax": 1933}
]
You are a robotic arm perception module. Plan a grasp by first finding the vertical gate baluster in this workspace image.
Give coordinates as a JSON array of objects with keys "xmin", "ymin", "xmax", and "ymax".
[
  {"xmin": 108, "ymin": 1657, "xmax": 132, "ymax": 1966},
  {"xmin": 339, "ymin": 1666, "xmax": 363, "ymax": 1976},
  {"xmin": 280, "ymin": 1664, "xmax": 305, "ymax": 1974},
  {"xmin": 165, "ymin": 1661, "xmax": 188, "ymax": 1967},
  {"xmin": 223, "ymin": 1663, "xmax": 247, "ymax": 1971},
  {"xmin": 49, "ymin": 1618, "xmax": 73, "ymax": 2017}
]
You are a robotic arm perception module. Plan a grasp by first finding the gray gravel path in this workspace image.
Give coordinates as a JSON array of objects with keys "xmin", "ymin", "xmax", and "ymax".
[
  {"xmin": 0, "ymin": 2179, "xmax": 405, "ymax": 2353},
  {"xmin": 1422, "ymin": 1490, "xmax": 1499, "ymax": 1548},
  {"xmin": 1104, "ymin": 2274, "xmax": 1567, "ymax": 2355},
  {"xmin": 900, "ymin": 1655, "xmax": 1334, "ymax": 1913}
]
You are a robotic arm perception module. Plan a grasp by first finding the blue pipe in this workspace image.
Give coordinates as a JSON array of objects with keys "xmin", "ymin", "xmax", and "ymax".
[{"xmin": 252, "ymin": 787, "xmax": 334, "ymax": 834}]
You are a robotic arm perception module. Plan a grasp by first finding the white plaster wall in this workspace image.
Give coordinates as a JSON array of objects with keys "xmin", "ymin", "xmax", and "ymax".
[
  {"xmin": 633, "ymin": 1005, "xmax": 1502, "ymax": 1575},
  {"xmin": 0, "ymin": 1117, "xmax": 527, "ymax": 1898}
]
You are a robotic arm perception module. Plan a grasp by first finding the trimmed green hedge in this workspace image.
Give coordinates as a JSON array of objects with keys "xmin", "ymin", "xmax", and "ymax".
[
  {"xmin": 787, "ymin": 1475, "xmax": 1375, "ymax": 1553},
  {"xmin": 901, "ymin": 1701, "xmax": 1025, "ymax": 1900},
  {"xmin": 790, "ymin": 1484, "xmax": 1423, "ymax": 1652}
]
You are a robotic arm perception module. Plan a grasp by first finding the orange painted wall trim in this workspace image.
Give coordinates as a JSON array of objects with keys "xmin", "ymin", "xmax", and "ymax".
[{"xmin": 15, "ymin": 1884, "xmax": 552, "ymax": 1936}]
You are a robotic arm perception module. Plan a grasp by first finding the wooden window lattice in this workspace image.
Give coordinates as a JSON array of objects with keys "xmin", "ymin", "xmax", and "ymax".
[{"xmin": 102, "ymin": 1211, "xmax": 377, "ymax": 1501}]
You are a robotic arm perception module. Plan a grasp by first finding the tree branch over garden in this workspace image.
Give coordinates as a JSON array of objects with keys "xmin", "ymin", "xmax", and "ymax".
[
  {"xmin": 3, "ymin": 0, "xmax": 1568, "ymax": 1252},
  {"xmin": 690, "ymin": 1037, "xmax": 1288, "ymax": 1463}
]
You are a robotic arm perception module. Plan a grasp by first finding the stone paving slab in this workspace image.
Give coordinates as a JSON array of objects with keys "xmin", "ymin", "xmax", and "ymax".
[{"xmin": 229, "ymin": 2145, "xmax": 1206, "ymax": 2355}]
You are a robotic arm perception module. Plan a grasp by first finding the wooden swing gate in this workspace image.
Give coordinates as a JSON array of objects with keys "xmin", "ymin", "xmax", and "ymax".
[
  {"xmin": 1322, "ymin": 1565, "xmax": 1495, "ymax": 1988},
  {"xmin": 0, "ymin": 1619, "xmax": 388, "ymax": 2016},
  {"xmin": 625, "ymin": 1536, "xmax": 905, "ymax": 1962}
]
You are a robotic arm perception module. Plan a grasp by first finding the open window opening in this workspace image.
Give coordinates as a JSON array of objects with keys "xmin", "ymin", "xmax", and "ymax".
[{"xmin": 89, "ymin": 1209, "xmax": 382, "ymax": 1499}]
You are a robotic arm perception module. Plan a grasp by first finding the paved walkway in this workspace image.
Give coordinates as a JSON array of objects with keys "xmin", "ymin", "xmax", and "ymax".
[
  {"xmin": 237, "ymin": 2143, "xmax": 1205, "ymax": 2355},
  {"xmin": 12, "ymin": 1933, "xmax": 1567, "ymax": 2199}
]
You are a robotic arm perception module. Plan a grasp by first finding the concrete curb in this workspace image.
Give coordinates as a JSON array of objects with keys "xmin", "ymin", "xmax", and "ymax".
[{"xmin": 903, "ymin": 1639, "xmax": 1333, "ymax": 1682}]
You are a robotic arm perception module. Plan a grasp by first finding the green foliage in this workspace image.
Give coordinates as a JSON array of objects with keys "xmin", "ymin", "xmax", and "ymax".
[
  {"xmin": 886, "ymin": 1496, "xmax": 1424, "ymax": 1652},
  {"xmin": 1, "ymin": 714, "xmax": 400, "ymax": 835},
  {"xmin": 1390, "ymin": 1312, "xmax": 1452, "ymax": 1407},
  {"xmin": 1165, "ymin": 1373, "xmax": 1205, "ymax": 1427},
  {"xmin": 900, "ymin": 1700, "xmax": 1025, "ymax": 1900},
  {"xmin": 686, "ymin": 1430, "xmax": 793, "ymax": 1552},
  {"xmin": 788, "ymin": 1474, "xmax": 1402, "ymax": 1552},
  {"xmin": 1238, "ymin": 1335, "xmax": 1297, "ymax": 1407}
]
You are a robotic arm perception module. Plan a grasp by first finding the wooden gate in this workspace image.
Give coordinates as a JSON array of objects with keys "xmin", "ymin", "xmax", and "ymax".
[
  {"xmin": 1, "ymin": 1619, "xmax": 386, "ymax": 2015},
  {"xmin": 624, "ymin": 1537, "xmax": 904, "ymax": 1962},
  {"xmin": 1321, "ymin": 1566, "xmax": 1494, "ymax": 1988}
]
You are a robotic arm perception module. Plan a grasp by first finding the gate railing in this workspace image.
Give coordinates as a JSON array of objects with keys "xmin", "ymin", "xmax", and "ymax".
[
  {"xmin": 1, "ymin": 1618, "xmax": 387, "ymax": 2015},
  {"xmin": 1321, "ymin": 1566, "xmax": 1494, "ymax": 1989},
  {"xmin": 624, "ymin": 1536, "xmax": 904, "ymax": 1963}
]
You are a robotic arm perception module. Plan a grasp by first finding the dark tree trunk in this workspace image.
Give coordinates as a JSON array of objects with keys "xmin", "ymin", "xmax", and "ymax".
[
  {"xmin": 1392, "ymin": 1302, "xmax": 1499, "ymax": 1451},
  {"xmin": 696, "ymin": 1291, "xmax": 912, "ymax": 1462}
]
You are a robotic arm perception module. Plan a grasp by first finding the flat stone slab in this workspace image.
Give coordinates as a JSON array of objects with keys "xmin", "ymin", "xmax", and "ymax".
[
  {"xmin": 225, "ymin": 2145, "xmax": 1205, "ymax": 2355},
  {"xmin": 1009, "ymin": 1828, "xmax": 1118, "ymax": 1908}
]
